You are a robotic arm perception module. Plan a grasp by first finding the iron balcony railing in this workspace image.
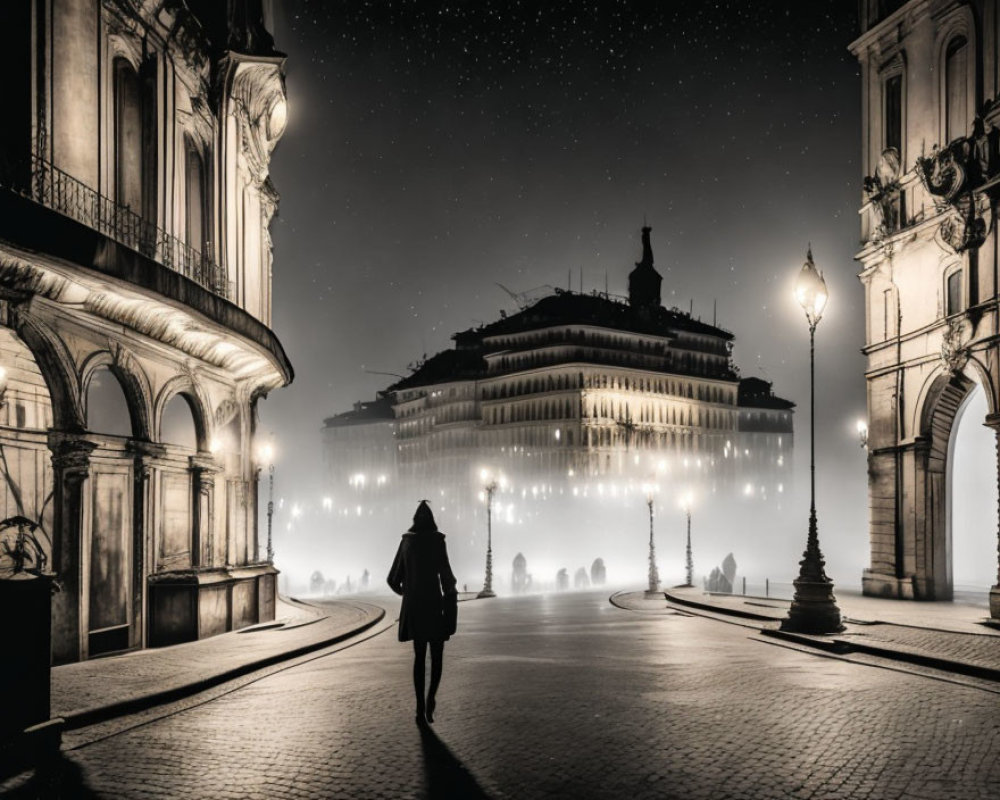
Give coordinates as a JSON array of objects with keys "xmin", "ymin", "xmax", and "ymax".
[{"xmin": 0, "ymin": 154, "xmax": 233, "ymax": 300}]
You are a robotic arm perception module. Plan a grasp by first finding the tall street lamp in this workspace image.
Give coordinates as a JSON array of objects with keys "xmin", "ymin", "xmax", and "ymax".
[
  {"xmin": 643, "ymin": 482, "xmax": 660, "ymax": 596},
  {"xmin": 478, "ymin": 469, "xmax": 504, "ymax": 598},
  {"xmin": 260, "ymin": 441, "xmax": 275, "ymax": 564},
  {"xmin": 781, "ymin": 248, "xmax": 844, "ymax": 634},
  {"xmin": 681, "ymin": 492, "xmax": 694, "ymax": 588}
]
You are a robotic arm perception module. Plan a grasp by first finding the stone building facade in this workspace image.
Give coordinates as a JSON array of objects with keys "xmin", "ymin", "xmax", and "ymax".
[
  {"xmin": 323, "ymin": 229, "xmax": 793, "ymax": 554},
  {"xmin": 0, "ymin": 0, "xmax": 292, "ymax": 661},
  {"xmin": 853, "ymin": 0, "xmax": 1000, "ymax": 617}
]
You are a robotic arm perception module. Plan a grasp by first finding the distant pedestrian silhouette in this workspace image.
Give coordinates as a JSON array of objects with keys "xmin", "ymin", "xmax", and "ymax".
[{"xmin": 387, "ymin": 501, "xmax": 458, "ymax": 724}]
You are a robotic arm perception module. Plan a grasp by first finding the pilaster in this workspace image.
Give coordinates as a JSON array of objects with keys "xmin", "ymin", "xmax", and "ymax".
[
  {"xmin": 47, "ymin": 431, "xmax": 97, "ymax": 664},
  {"xmin": 127, "ymin": 439, "xmax": 165, "ymax": 649},
  {"xmin": 985, "ymin": 414, "xmax": 1000, "ymax": 620},
  {"xmin": 189, "ymin": 453, "xmax": 222, "ymax": 568}
]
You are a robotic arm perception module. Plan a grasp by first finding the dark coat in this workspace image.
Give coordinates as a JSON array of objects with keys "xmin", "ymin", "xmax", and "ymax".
[{"xmin": 387, "ymin": 530, "xmax": 457, "ymax": 642}]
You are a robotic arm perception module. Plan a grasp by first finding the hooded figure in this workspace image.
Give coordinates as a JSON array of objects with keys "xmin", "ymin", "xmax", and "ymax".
[
  {"xmin": 387, "ymin": 501, "xmax": 458, "ymax": 724},
  {"xmin": 387, "ymin": 500, "xmax": 458, "ymax": 642}
]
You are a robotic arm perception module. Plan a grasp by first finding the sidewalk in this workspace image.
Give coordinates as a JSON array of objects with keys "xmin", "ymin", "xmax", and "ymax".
[
  {"xmin": 52, "ymin": 596, "xmax": 387, "ymax": 729},
  {"xmin": 614, "ymin": 586, "xmax": 1000, "ymax": 682}
]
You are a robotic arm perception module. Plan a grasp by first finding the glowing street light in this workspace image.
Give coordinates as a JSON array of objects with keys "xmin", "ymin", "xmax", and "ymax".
[
  {"xmin": 680, "ymin": 492, "xmax": 695, "ymax": 587},
  {"xmin": 781, "ymin": 248, "xmax": 843, "ymax": 634},
  {"xmin": 856, "ymin": 418, "xmax": 869, "ymax": 450},
  {"xmin": 478, "ymin": 468, "xmax": 505, "ymax": 599},
  {"xmin": 258, "ymin": 440, "xmax": 276, "ymax": 564},
  {"xmin": 643, "ymin": 481, "xmax": 660, "ymax": 596}
]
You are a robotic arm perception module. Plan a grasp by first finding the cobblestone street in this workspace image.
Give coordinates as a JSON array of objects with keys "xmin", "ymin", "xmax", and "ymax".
[{"xmin": 26, "ymin": 592, "xmax": 1000, "ymax": 799}]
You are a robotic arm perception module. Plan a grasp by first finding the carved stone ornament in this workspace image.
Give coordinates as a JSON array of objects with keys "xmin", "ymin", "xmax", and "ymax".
[
  {"xmin": 941, "ymin": 317, "xmax": 972, "ymax": 375},
  {"xmin": 214, "ymin": 397, "xmax": 239, "ymax": 428},
  {"xmin": 916, "ymin": 117, "xmax": 1000, "ymax": 253},
  {"xmin": 863, "ymin": 148, "xmax": 902, "ymax": 238},
  {"xmin": 230, "ymin": 62, "xmax": 287, "ymax": 189},
  {"xmin": 937, "ymin": 197, "xmax": 991, "ymax": 253}
]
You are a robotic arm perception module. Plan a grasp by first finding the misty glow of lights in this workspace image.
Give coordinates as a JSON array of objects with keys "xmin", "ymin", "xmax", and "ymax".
[
  {"xmin": 322, "ymin": 497, "xmax": 333, "ymax": 511},
  {"xmin": 856, "ymin": 419, "xmax": 869, "ymax": 449},
  {"xmin": 794, "ymin": 248, "xmax": 828, "ymax": 329},
  {"xmin": 258, "ymin": 442, "xmax": 275, "ymax": 465}
]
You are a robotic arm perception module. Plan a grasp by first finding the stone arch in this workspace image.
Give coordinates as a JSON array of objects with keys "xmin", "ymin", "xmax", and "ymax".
[
  {"xmin": 11, "ymin": 314, "xmax": 84, "ymax": 431},
  {"xmin": 911, "ymin": 367, "xmax": 995, "ymax": 601},
  {"xmin": 0, "ymin": 324, "xmax": 57, "ymax": 554},
  {"xmin": 80, "ymin": 349, "xmax": 153, "ymax": 440},
  {"xmin": 154, "ymin": 375, "xmax": 212, "ymax": 452}
]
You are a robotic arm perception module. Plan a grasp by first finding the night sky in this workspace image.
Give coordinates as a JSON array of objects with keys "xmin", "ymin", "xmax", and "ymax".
[{"xmin": 262, "ymin": 1, "xmax": 882, "ymax": 584}]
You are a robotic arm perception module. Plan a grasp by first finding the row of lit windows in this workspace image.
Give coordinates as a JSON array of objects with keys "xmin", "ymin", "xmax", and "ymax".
[{"xmin": 483, "ymin": 373, "xmax": 735, "ymax": 404}]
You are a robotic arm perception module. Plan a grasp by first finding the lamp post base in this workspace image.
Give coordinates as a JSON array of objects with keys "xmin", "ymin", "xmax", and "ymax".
[
  {"xmin": 477, "ymin": 588, "xmax": 496, "ymax": 599},
  {"xmin": 989, "ymin": 585, "xmax": 1000, "ymax": 621},
  {"xmin": 644, "ymin": 589, "xmax": 662, "ymax": 598},
  {"xmin": 780, "ymin": 577, "xmax": 844, "ymax": 634}
]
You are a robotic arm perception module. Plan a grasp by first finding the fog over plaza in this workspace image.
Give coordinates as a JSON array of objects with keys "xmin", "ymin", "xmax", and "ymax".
[{"xmin": 258, "ymin": 1, "xmax": 999, "ymax": 597}]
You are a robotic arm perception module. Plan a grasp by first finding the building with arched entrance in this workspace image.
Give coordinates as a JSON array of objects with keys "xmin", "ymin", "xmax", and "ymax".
[
  {"xmin": 0, "ymin": 0, "xmax": 292, "ymax": 661},
  {"xmin": 853, "ymin": 0, "xmax": 1000, "ymax": 619}
]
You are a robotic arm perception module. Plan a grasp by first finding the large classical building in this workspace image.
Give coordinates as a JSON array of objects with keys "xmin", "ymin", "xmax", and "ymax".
[
  {"xmin": 323, "ymin": 228, "xmax": 793, "ymax": 570},
  {"xmin": 0, "ymin": 0, "xmax": 292, "ymax": 661},
  {"xmin": 853, "ymin": 0, "xmax": 1000, "ymax": 617}
]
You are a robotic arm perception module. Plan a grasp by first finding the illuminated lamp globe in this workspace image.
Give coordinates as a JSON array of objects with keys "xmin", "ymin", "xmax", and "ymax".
[{"xmin": 794, "ymin": 248, "xmax": 828, "ymax": 327}]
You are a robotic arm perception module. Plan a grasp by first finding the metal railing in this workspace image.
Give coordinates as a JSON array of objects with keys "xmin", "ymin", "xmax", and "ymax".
[{"xmin": 1, "ymin": 154, "xmax": 232, "ymax": 300}]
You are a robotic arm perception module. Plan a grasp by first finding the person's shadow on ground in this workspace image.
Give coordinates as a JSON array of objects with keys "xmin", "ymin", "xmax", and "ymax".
[
  {"xmin": 417, "ymin": 722, "xmax": 492, "ymax": 799},
  {"xmin": 2, "ymin": 752, "xmax": 101, "ymax": 799}
]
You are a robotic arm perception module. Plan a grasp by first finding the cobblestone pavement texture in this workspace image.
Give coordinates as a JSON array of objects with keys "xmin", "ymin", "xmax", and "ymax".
[
  {"xmin": 50, "ymin": 597, "xmax": 383, "ymax": 718},
  {"xmin": 14, "ymin": 590, "xmax": 1000, "ymax": 799}
]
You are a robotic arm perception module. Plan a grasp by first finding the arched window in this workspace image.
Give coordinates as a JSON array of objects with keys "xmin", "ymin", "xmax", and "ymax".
[
  {"xmin": 161, "ymin": 394, "xmax": 198, "ymax": 450},
  {"xmin": 185, "ymin": 139, "xmax": 208, "ymax": 253},
  {"xmin": 114, "ymin": 59, "xmax": 142, "ymax": 212},
  {"xmin": 946, "ymin": 268, "xmax": 963, "ymax": 316},
  {"xmin": 945, "ymin": 36, "xmax": 969, "ymax": 143},
  {"xmin": 114, "ymin": 57, "xmax": 155, "ymax": 225},
  {"xmin": 86, "ymin": 368, "xmax": 133, "ymax": 437}
]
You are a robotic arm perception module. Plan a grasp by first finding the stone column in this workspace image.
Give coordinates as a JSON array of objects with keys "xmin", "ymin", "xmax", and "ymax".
[
  {"xmin": 128, "ymin": 440, "xmax": 165, "ymax": 649},
  {"xmin": 189, "ymin": 454, "xmax": 221, "ymax": 568},
  {"xmin": 988, "ymin": 416, "xmax": 1000, "ymax": 621},
  {"xmin": 47, "ymin": 432, "xmax": 96, "ymax": 665}
]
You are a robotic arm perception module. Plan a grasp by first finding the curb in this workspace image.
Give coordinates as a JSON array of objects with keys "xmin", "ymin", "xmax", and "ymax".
[
  {"xmin": 61, "ymin": 603, "xmax": 386, "ymax": 730},
  {"xmin": 662, "ymin": 589, "xmax": 778, "ymax": 622},
  {"xmin": 657, "ymin": 590, "xmax": 1000, "ymax": 683},
  {"xmin": 761, "ymin": 627, "xmax": 1000, "ymax": 683}
]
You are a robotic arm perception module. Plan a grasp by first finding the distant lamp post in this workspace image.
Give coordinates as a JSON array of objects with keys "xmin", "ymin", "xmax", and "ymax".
[
  {"xmin": 856, "ymin": 419, "xmax": 869, "ymax": 450},
  {"xmin": 681, "ymin": 493, "xmax": 694, "ymax": 588},
  {"xmin": 643, "ymin": 482, "xmax": 660, "ymax": 596},
  {"xmin": 259, "ymin": 441, "xmax": 275, "ymax": 564},
  {"xmin": 478, "ymin": 469, "xmax": 505, "ymax": 598},
  {"xmin": 781, "ymin": 248, "xmax": 844, "ymax": 634}
]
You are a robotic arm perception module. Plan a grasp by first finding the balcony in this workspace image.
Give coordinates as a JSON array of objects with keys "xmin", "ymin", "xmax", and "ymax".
[{"xmin": 0, "ymin": 154, "xmax": 232, "ymax": 300}]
